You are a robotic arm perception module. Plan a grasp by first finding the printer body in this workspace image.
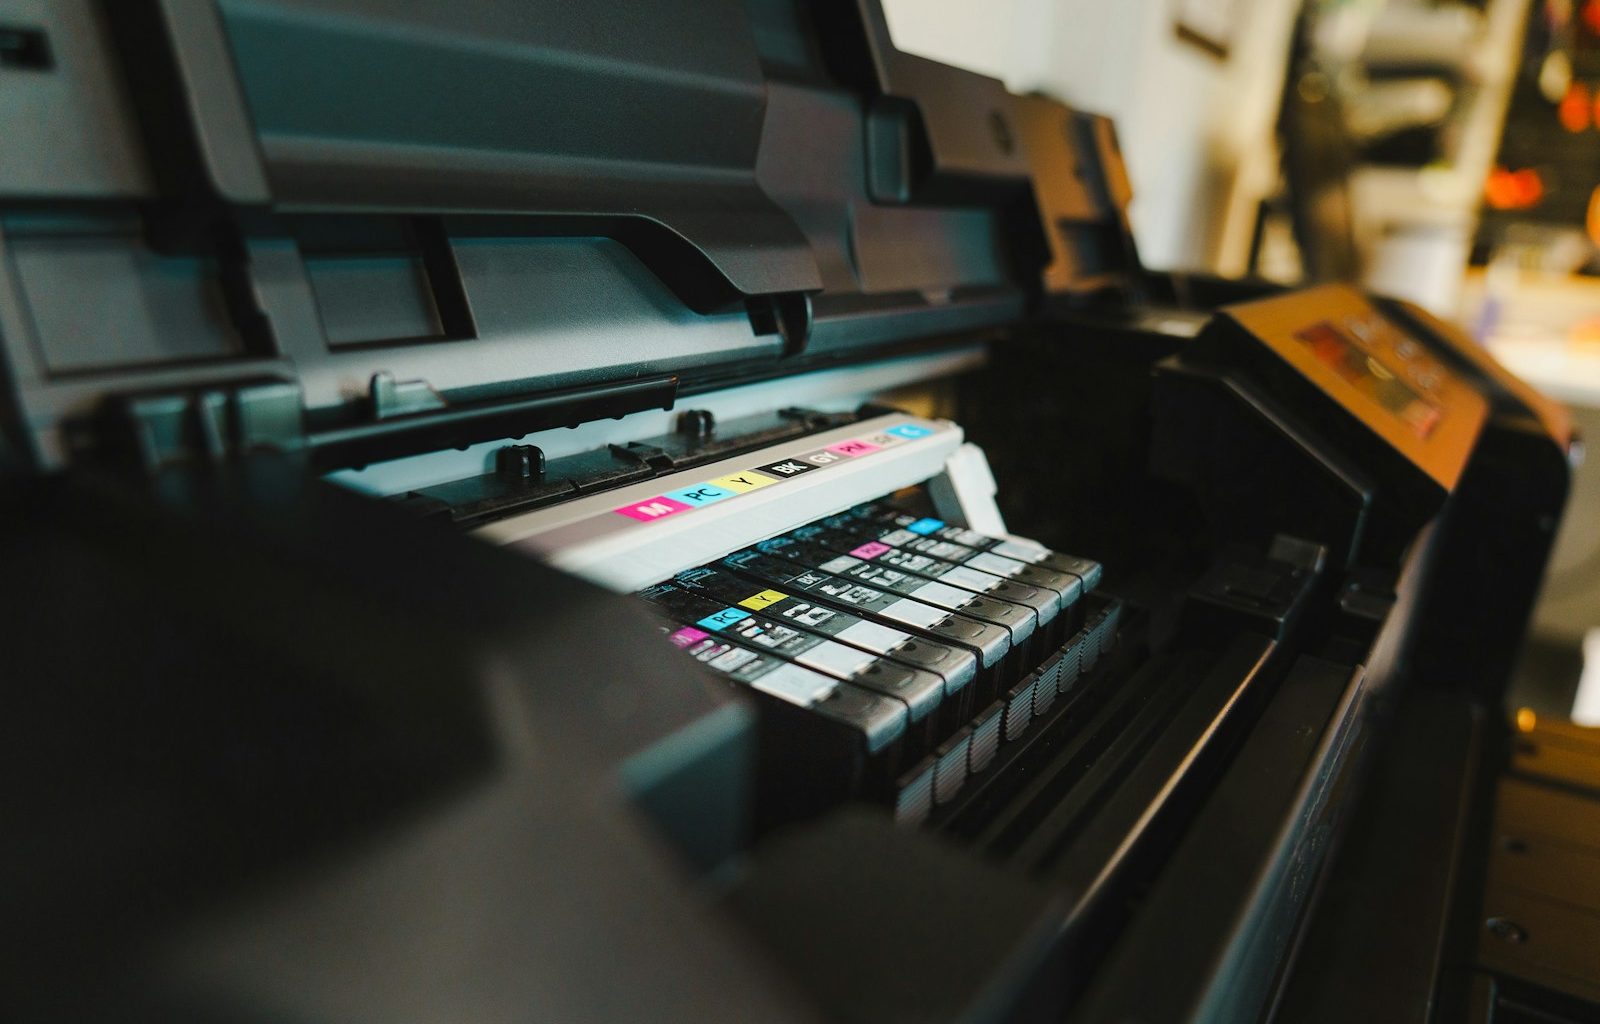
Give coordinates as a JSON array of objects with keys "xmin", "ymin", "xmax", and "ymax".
[{"xmin": 0, "ymin": 2, "xmax": 1589, "ymax": 1022}]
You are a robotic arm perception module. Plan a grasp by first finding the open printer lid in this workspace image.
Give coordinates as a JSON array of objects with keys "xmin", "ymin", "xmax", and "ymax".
[{"xmin": 0, "ymin": 0, "xmax": 1140, "ymax": 478}]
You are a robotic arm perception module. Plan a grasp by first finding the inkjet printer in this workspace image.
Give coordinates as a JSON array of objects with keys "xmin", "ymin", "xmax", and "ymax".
[{"xmin": 1, "ymin": 2, "xmax": 1591, "ymax": 1021}]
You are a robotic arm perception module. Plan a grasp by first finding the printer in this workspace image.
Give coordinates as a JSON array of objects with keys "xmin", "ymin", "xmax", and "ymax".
[{"xmin": 1, "ymin": 2, "xmax": 1591, "ymax": 1021}]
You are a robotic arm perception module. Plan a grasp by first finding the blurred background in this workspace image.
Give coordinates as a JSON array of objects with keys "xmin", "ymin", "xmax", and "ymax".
[{"xmin": 884, "ymin": 0, "xmax": 1600, "ymax": 723}]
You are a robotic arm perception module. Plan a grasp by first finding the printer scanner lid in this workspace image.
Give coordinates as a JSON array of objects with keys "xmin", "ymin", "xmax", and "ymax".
[{"xmin": 0, "ymin": 0, "xmax": 1139, "ymax": 477}]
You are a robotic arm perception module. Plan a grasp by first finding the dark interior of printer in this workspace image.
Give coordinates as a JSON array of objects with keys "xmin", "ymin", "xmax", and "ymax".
[{"xmin": 3, "ymin": 2, "xmax": 1598, "ymax": 1023}]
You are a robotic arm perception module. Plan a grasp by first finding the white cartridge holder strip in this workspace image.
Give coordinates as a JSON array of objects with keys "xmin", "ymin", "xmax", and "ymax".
[{"xmin": 475, "ymin": 414, "xmax": 964, "ymax": 591}]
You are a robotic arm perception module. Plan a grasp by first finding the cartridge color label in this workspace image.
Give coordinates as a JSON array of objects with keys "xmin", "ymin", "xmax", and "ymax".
[
  {"xmin": 697, "ymin": 607, "xmax": 753, "ymax": 631},
  {"xmin": 797, "ymin": 448, "xmax": 845, "ymax": 467},
  {"xmin": 616, "ymin": 496, "xmax": 692, "ymax": 521},
  {"xmin": 609, "ymin": 422, "xmax": 945, "ymax": 524},
  {"xmin": 757, "ymin": 458, "xmax": 815, "ymax": 478},
  {"xmin": 825, "ymin": 439, "xmax": 881, "ymax": 458},
  {"xmin": 668, "ymin": 626, "xmax": 710, "ymax": 647},
  {"xmin": 738, "ymin": 589, "xmax": 789, "ymax": 611},
  {"xmin": 850, "ymin": 541, "xmax": 892, "ymax": 560},
  {"xmin": 708, "ymin": 470, "xmax": 778, "ymax": 494},
  {"xmin": 665, "ymin": 483, "xmax": 737, "ymax": 507}
]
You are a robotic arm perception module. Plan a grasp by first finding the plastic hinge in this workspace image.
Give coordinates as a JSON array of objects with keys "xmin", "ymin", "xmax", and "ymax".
[
  {"xmin": 96, "ymin": 378, "xmax": 306, "ymax": 474},
  {"xmin": 407, "ymin": 406, "xmax": 860, "ymax": 527},
  {"xmin": 92, "ymin": 374, "xmax": 681, "ymax": 477}
]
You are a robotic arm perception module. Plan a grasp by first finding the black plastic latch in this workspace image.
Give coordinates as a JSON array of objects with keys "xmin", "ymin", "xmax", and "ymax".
[
  {"xmin": 1183, "ymin": 534, "xmax": 1328, "ymax": 645},
  {"xmin": 746, "ymin": 293, "xmax": 813, "ymax": 357},
  {"xmin": 618, "ymin": 442, "xmax": 675, "ymax": 472},
  {"xmin": 781, "ymin": 407, "xmax": 858, "ymax": 432},
  {"xmin": 495, "ymin": 444, "xmax": 545, "ymax": 480},
  {"xmin": 677, "ymin": 409, "xmax": 715, "ymax": 440},
  {"xmin": 1336, "ymin": 567, "xmax": 1397, "ymax": 624},
  {"xmin": 307, "ymin": 375, "xmax": 678, "ymax": 473},
  {"xmin": 369, "ymin": 372, "xmax": 448, "ymax": 421}
]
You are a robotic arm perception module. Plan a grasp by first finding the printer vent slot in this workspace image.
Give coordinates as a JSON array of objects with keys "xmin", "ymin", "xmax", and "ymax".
[{"xmin": 298, "ymin": 216, "xmax": 476, "ymax": 350}]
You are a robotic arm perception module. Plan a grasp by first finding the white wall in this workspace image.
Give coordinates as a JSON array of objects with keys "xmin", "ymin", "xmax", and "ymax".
[{"xmin": 882, "ymin": 0, "xmax": 1301, "ymax": 275}]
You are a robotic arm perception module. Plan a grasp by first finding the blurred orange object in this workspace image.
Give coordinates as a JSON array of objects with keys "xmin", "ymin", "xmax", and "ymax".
[
  {"xmin": 1560, "ymin": 81, "xmax": 1591, "ymax": 131},
  {"xmin": 1588, "ymin": 183, "xmax": 1600, "ymax": 245},
  {"xmin": 1571, "ymin": 315, "xmax": 1600, "ymax": 351},
  {"xmin": 1486, "ymin": 166, "xmax": 1546, "ymax": 208},
  {"xmin": 1584, "ymin": 0, "xmax": 1600, "ymax": 33}
]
